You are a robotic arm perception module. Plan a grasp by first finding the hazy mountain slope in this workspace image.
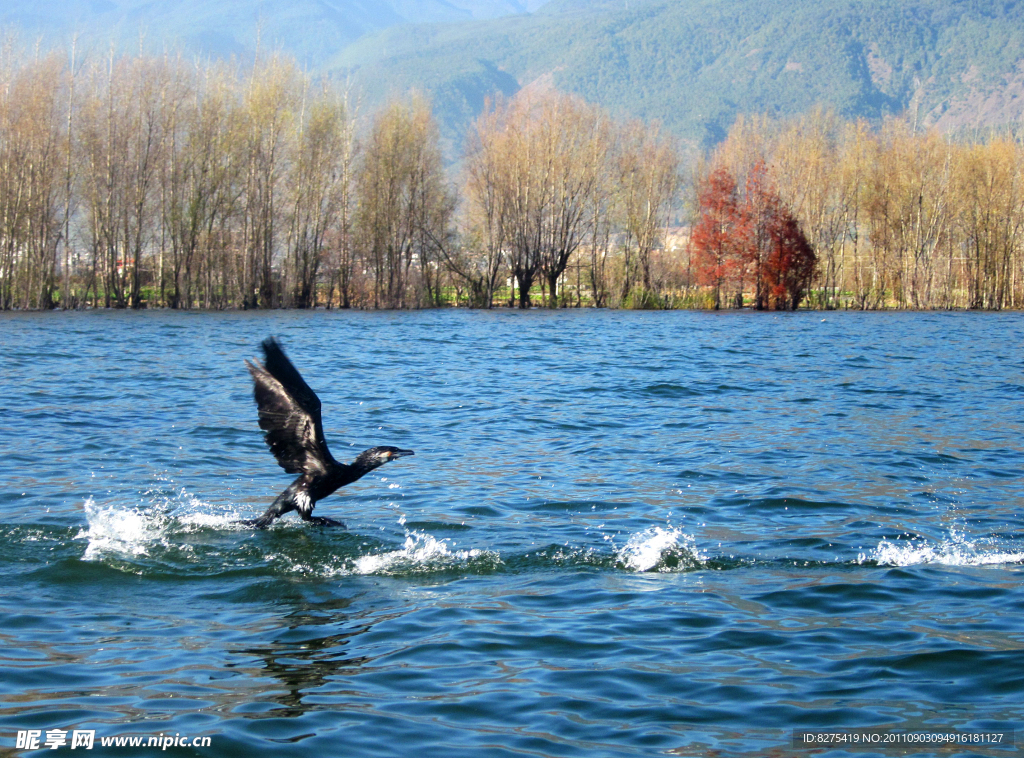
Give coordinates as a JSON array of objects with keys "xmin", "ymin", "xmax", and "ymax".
[
  {"xmin": 331, "ymin": 0, "xmax": 1024, "ymax": 151},
  {"xmin": 0, "ymin": 0, "xmax": 549, "ymax": 66},
  {"xmin": 4, "ymin": 0, "xmax": 1022, "ymax": 156}
]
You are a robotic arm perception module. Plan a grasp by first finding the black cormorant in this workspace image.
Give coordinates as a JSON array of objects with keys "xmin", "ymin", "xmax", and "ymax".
[{"xmin": 242, "ymin": 337, "xmax": 413, "ymax": 528}]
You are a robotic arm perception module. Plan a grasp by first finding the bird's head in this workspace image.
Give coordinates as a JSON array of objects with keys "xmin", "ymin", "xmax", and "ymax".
[{"xmin": 353, "ymin": 446, "xmax": 415, "ymax": 473}]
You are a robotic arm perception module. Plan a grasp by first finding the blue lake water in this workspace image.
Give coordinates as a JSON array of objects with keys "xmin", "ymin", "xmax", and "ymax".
[{"xmin": 1, "ymin": 309, "xmax": 1023, "ymax": 757}]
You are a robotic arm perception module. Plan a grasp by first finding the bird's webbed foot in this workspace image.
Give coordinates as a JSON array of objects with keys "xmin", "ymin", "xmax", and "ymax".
[
  {"xmin": 240, "ymin": 500, "xmax": 293, "ymax": 529},
  {"xmin": 238, "ymin": 514, "xmax": 276, "ymax": 529},
  {"xmin": 305, "ymin": 515, "xmax": 347, "ymax": 528}
]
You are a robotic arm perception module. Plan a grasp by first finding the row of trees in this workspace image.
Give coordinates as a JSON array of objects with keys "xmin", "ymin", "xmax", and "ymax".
[
  {"xmin": 709, "ymin": 112, "xmax": 1024, "ymax": 310},
  {"xmin": 3, "ymin": 48, "xmax": 1024, "ymax": 310},
  {"xmin": 0, "ymin": 51, "xmax": 443, "ymax": 310},
  {"xmin": 0, "ymin": 50, "xmax": 681, "ymax": 311},
  {"xmin": 458, "ymin": 96, "xmax": 681, "ymax": 308}
]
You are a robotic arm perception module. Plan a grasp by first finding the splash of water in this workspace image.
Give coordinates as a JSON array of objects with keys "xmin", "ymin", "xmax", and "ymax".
[
  {"xmin": 76, "ymin": 494, "xmax": 706, "ymax": 578},
  {"xmin": 615, "ymin": 526, "xmax": 703, "ymax": 572},
  {"xmin": 352, "ymin": 531, "xmax": 499, "ymax": 576},
  {"xmin": 77, "ymin": 498, "xmax": 166, "ymax": 561},
  {"xmin": 76, "ymin": 491, "xmax": 244, "ymax": 562},
  {"xmin": 859, "ymin": 529, "xmax": 1024, "ymax": 567}
]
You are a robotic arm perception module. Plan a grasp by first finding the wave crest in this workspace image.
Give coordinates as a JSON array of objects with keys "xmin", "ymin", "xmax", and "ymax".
[
  {"xmin": 859, "ymin": 530, "xmax": 1024, "ymax": 567},
  {"xmin": 615, "ymin": 527, "xmax": 704, "ymax": 572},
  {"xmin": 76, "ymin": 494, "xmax": 244, "ymax": 562},
  {"xmin": 352, "ymin": 531, "xmax": 501, "ymax": 576},
  {"xmin": 77, "ymin": 498, "xmax": 169, "ymax": 561}
]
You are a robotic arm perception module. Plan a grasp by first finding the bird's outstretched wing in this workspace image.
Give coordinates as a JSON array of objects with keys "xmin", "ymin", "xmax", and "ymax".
[{"xmin": 246, "ymin": 337, "xmax": 335, "ymax": 476}]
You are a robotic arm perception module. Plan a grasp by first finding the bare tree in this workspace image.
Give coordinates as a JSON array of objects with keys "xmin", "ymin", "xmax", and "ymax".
[
  {"xmin": 456, "ymin": 102, "xmax": 511, "ymax": 307},
  {"xmin": 472, "ymin": 92, "xmax": 609, "ymax": 308},
  {"xmin": 322, "ymin": 91, "xmax": 358, "ymax": 309},
  {"xmin": 0, "ymin": 53, "xmax": 68, "ymax": 309},
  {"xmin": 160, "ymin": 60, "xmax": 242, "ymax": 309},
  {"xmin": 353, "ymin": 96, "xmax": 453, "ymax": 309},
  {"xmin": 954, "ymin": 139, "xmax": 1024, "ymax": 309},
  {"xmin": 284, "ymin": 81, "xmax": 351, "ymax": 308},
  {"xmin": 615, "ymin": 119, "xmax": 681, "ymax": 301},
  {"xmin": 237, "ymin": 56, "xmax": 299, "ymax": 308}
]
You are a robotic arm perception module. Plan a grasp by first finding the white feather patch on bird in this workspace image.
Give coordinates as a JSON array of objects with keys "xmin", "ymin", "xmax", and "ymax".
[{"xmin": 295, "ymin": 490, "xmax": 313, "ymax": 516}]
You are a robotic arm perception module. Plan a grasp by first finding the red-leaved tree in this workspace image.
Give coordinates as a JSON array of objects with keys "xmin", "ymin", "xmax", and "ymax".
[
  {"xmin": 763, "ymin": 210, "xmax": 816, "ymax": 310},
  {"xmin": 692, "ymin": 161, "xmax": 816, "ymax": 310},
  {"xmin": 690, "ymin": 167, "xmax": 750, "ymax": 309}
]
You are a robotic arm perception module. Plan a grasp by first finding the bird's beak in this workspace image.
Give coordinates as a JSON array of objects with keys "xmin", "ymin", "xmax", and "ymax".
[{"xmin": 390, "ymin": 449, "xmax": 415, "ymax": 459}]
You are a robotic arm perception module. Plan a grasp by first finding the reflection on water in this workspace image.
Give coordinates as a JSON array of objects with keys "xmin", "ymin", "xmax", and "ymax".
[{"xmin": 228, "ymin": 599, "xmax": 382, "ymax": 720}]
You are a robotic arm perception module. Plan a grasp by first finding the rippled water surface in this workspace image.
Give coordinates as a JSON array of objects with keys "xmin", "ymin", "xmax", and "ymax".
[{"xmin": 2, "ymin": 310, "xmax": 1024, "ymax": 757}]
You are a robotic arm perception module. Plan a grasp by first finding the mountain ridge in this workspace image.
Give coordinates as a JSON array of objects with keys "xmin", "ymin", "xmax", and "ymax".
[{"xmin": 2, "ymin": 0, "xmax": 1022, "ymax": 153}]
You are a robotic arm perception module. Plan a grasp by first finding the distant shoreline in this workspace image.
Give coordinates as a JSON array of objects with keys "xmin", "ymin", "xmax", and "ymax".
[{"xmin": 4, "ymin": 302, "xmax": 1022, "ymax": 314}]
